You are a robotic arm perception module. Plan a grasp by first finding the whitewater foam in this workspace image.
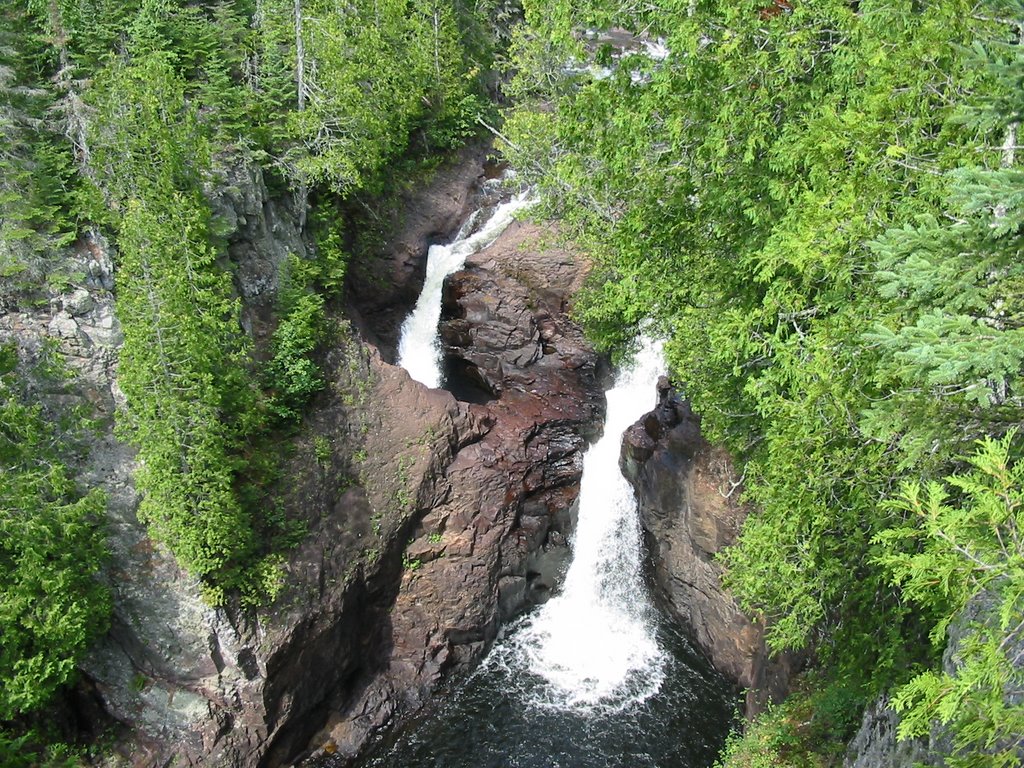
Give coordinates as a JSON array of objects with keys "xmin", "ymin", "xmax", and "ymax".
[
  {"xmin": 492, "ymin": 336, "xmax": 669, "ymax": 712},
  {"xmin": 397, "ymin": 192, "xmax": 532, "ymax": 388}
]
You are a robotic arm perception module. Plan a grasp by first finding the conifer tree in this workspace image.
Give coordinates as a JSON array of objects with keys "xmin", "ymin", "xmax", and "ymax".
[
  {"xmin": 865, "ymin": 9, "xmax": 1024, "ymax": 466},
  {"xmin": 0, "ymin": 343, "xmax": 110, "ymax": 720}
]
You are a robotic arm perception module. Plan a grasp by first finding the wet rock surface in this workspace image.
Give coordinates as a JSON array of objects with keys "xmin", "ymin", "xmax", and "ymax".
[
  {"xmin": 1, "ymin": 148, "xmax": 603, "ymax": 767},
  {"xmin": 313, "ymin": 207, "xmax": 604, "ymax": 763},
  {"xmin": 345, "ymin": 142, "xmax": 493, "ymax": 359},
  {"xmin": 620, "ymin": 381, "xmax": 797, "ymax": 716}
]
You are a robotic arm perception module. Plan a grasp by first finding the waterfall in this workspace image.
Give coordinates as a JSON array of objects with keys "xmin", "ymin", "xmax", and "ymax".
[
  {"xmin": 351, "ymin": 332, "xmax": 737, "ymax": 768},
  {"xmin": 500, "ymin": 336, "xmax": 669, "ymax": 711},
  {"xmin": 397, "ymin": 192, "xmax": 532, "ymax": 388}
]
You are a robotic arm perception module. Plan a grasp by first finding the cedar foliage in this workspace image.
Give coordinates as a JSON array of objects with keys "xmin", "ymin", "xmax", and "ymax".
[
  {"xmin": 0, "ymin": 343, "xmax": 109, "ymax": 721},
  {"xmin": 502, "ymin": 0, "xmax": 1024, "ymax": 761},
  {"xmin": 0, "ymin": 0, "xmax": 491, "ymax": 606}
]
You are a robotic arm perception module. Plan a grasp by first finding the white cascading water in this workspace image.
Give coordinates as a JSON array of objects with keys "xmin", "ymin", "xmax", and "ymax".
[
  {"xmin": 397, "ymin": 192, "xmax": 532, "ymax": 388},
  {"xmin": 502, "ymin": 336, "xmax": 669, "ymax": 711}
]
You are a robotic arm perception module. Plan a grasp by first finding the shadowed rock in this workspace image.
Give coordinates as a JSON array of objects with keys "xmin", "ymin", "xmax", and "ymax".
[{"xmin": 620, "ymin": 379, "xmax": 799, "ymax": 716}]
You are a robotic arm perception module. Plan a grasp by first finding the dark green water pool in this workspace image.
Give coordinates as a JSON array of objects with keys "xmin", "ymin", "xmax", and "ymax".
[{"xmin": 351, "ymin": 610, "xmax": 737, "ymax": 768}]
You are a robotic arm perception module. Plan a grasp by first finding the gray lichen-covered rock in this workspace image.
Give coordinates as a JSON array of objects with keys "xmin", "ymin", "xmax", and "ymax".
[
  {"xmin": 845, "ymin": 590, "xmax": 1024, "ymax": 767},
  {"xmin": 844, "ymin": 697, "xmax": 937, "ymax": 768},
  {"xmin": 207, "ymin": 160, "xmax": 307, "ymax": 342}
]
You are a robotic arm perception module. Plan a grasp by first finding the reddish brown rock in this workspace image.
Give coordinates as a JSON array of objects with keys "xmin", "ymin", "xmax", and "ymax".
[
  {"xmin": 315, "ymin": 209, "xmax": 604, "ymax": 761},
  {"xmin": 620, "ymin": 380, "xmax": 799, "ymax": 716},
  {"xmin": 345, "ymin": 142, "xmax": 494, "ymax": 358},
  {"xmin": 4, "ymin": 146, "xmax": 602, "ymax": 768}
]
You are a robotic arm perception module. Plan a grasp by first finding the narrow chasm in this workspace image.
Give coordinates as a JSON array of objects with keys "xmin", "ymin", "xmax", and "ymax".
[
  {"xmin": 343, "ymin": 341, "xmax": 738, "ymax": 768},
  {"xmin": 336, "ymin": 158, "xmax": 739, "ymax": 766},
  {"xmin": 293, "ymin": 149, "xmax": 611, "ymax": 765}
]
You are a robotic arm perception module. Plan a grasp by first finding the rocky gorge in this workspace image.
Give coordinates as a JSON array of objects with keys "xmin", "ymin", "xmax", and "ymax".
[
  {"xmin": 2, "ymin": 146, "xmax": 629, "ymax": 766},
  {"xmin": 6, "ymin": 132, "xmax": 988, "ymax": 768},
  {"xmin": 5, "ymin": 138, "xmax": 880, "ymax": 767}
]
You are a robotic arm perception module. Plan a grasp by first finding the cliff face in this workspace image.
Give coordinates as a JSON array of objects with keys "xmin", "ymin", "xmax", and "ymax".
[
  {"xmin": 1, "ymin": 148, "xmax": 604, "ymax": 766},
  {"xmin": 619, "ymin": 380, "xmax": 797, "ymax": 715},
  {"xmin": 844, "ymin": 590, "xmax": 1024, "ymax": 768},
  {"xmin": 316, "ymin": 206, "xmax": 604, "ymax": 762},
  {"xmin": 35, "ymin": 157, "xmax": 318, "ymax": 765}
]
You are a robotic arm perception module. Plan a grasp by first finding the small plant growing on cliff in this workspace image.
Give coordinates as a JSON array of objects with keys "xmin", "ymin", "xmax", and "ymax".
[
  {"xmin": 403, "ymin": 553, "xmax": 422, "ymax": 572},
  {"xmin": 314, "ymin": 435, "xmax": 331, "ymax": 466},
  {"xmin": 875, "ymin": 432, "xmax": 1024, "ymax": 766},
  {"xmin": 0, "ymin": 343, "xmax": 111, "ymax": 720},
  {"xmin": 129, "ymin": 673, "xmax": 148, "ymax": 693},
  {"xmin": 265, "ymin": 257, "xmax": 328, "ymax": 423}
]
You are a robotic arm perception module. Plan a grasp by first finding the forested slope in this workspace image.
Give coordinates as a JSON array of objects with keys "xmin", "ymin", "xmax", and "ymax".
[
  {"xmin": 0, "ymin": 0, "xmax": 495, "ymax": 757},
  {"xmin": 500, "ymin": 0, "xmax": 1024, "ymax": 764},
  {"xmin": 3, "ymin": 0, "xmax": 1023, "ymax": 764}
]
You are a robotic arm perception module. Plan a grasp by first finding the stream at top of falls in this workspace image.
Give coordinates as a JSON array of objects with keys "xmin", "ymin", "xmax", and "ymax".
[
  {"xmin": 363, "ymin": 326, "xmax": 736, "ymax": 767},
  {"xmin": 397, "ymin": 187, "xmax": 533, "ymax": 388}
]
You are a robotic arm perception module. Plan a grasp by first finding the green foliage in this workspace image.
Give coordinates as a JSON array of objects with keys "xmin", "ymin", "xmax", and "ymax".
[
  {"xmin": 506, "ymin": 0, "xmax": 1024, "ymax": 760},
  {"xmin": 715, "ymin": 698, "xmax": 823, "ymax": 768},
  {"xmin": 0, "ymin": 0, "xmax": 502, "ymax": 623},
  {"xmin": 313, "ymin": 436, "xmax": 331, "ymax": 466},
  {"xmin": 402, "ymin": 552, "xmax": 423, "ymax": 572},
  {"xmin": 716, "ymin": 676, "xmax": 863, "ymax": 768},
  {"xmin": 0, "ymin": 729, "xmax": 86, "ymax": 768},
  {"xmin": 307, "ymin": 209, "xmax": 351, "ymax": 297},
  {"xmin": 0, "ymin": 0, "xmax": 84, "ymax": 296},
  {"xmin": 89, "ymin": 49, "xmax": 271, "ymax": 604},
  {"xmin": 52, "ymin": 0, "xmax": 489, "ymax": 605},
  {"xmin": 266, "ymin": 274, "xmax": 328, "ymax": 422},
  {"xmin": 254, "ymin": 0, "xmax": 485, "ymax": 194},
  {"xmin": 876, "ymin": 433, "xmax": 1024, "ymax": 767},
  {"xmin": 0, "ymin": 343, "xmax": 110, "ymax": 720},
  {"xmin": 863, "ymin": 25, "xmax": 1024, "ymax": 464}
]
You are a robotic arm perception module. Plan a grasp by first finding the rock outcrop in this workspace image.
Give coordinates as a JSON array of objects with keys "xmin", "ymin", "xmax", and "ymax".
[
  {"xmin": 1, "ymin": 148, "xmax": 603, "ymax": 766},
  {"xmin": 844, "ymin": 589, "xmax": 1024, "ymax": 768},
  {"xmin": 843, "ymin": 697, "xmax": 936, "ymax": 768},
  {"xmin": 620, "ymin": 380, "xmax": 797, "ymax": 715},
  {"xmin": 345, "ymin": 143, "xmax": 495, "ymax": 359},
  {"xmin": 313, "ymin": 212, "xmax": 603, "ymax": 762}
]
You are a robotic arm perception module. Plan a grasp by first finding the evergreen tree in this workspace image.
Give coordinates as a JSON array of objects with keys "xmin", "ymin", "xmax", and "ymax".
[
  {"xmin": 876, "ymin": 432, "xmax": 1024, "ymax": 768},
  {"xmin": 89, "ymin": 50, "xmax": 269, "ymax": 603},
  {"xmin": 0, "ymin": 343, "xmax": 110, "ymax": 720},
  {"xmin": 865, "ymin": 14, "xmax": 1024, "ymax": 467}
]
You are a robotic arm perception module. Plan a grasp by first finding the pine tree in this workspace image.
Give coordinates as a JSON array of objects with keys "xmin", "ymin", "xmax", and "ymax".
[{"xmin": 865, "ymin": 11, "xmax": 1024, "ymax": 466}]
